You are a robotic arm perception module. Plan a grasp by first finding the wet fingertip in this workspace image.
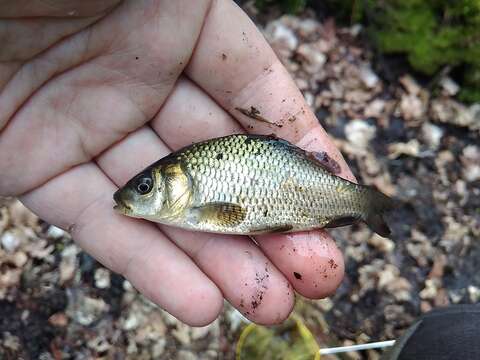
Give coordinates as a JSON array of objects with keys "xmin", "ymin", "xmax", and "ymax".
[
  {"xmin": 235, "ymin": 270, "xmax": 296, "ymax": 326},
  {"xmin": 277, "ymin": 231, "xmax": 346, "ymax": 299},
  {"xmin": 137, "ymin": 270, "xmax": 223, "ymax": 327},
  {"xmin": 241, "ymin": 280, "xmax": 295, "ymax": 326},
  {"xmin": 162, "ymin": 284, "xmax": 224, "ymax": 327},
  {"xmin": 296, "ymin": 252, "xmax": 345, "ymax": 299}
]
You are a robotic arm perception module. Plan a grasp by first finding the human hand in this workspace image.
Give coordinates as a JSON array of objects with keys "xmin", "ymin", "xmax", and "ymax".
[{"xmin": 0, "ymin": 0, "xmax": 351, "ymax": 326}]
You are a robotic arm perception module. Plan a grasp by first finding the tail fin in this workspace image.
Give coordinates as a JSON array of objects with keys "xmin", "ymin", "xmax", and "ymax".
[{"xmin": 363, "ymin": 186, "xmax": 395, "ymax": 237}]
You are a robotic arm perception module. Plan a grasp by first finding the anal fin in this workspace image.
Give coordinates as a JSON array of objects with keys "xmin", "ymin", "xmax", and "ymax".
[
  {"xmin": 365, "ymin": 214, "xmax": 391, "ymax": 237},
  {"xmin": 325, "ymin": 216, "xmax": 360, "ymax": 229},
  {"xmin": 249, "ymin": 224, "xmax": 294, "ymax": 234}
]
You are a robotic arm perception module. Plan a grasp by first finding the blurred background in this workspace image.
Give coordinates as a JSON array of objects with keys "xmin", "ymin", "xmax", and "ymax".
[{"xmin": 1, "ymin": 1, "xmax": 479, "ymax": 359}]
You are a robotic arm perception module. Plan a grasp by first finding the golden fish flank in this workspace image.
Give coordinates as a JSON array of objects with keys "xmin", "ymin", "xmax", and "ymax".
[{"xmin": 113, "ymin": 134, "xmax": 394, "ymax": 237}]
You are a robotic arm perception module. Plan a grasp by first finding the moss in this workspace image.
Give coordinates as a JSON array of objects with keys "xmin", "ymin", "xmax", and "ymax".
[
  {"xmin": 368, "ymin": 0, "xmax": 480, "ymax": 101},
  {"xmin": 255, "ymin": 0, "xmax": 307, "ymax": 14},
  {"xmin": 256, "ymin": 0, "xmax": 480, "ymax": 102}
]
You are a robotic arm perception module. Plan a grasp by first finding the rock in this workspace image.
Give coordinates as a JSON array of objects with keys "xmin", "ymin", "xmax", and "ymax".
[
  {"xmin": 177, "ymin": 350, "xmax": 197, "ymax": 360},
  {"xmin": 358, "ymin": 259, "xmax": 385, "ymax": 295},
  {"xmin": 399, "ymin": 94, "xmax": 425, "ymax": 121},
  {"xmin": 378, "ymin": 264, "xmax": 399, "ymax": 289},
  {"xmin": 329, "ymin": 81, "xmax": 344, "ymax": 99},
  {"xmin": 421, "ymin": 122, "xmax": 443, "ymax": 150},
  {"xmin": 441, "ymin": 217, "xmax": 469, "ymax": 251},
  {"xmin": 386, "ymin": 278, "xmax": 413, "ymax": 302},
  {"xmin": 25, "ymin": 238, "xmax": 54, "ymax": 259},
  {"xmin": 367, "ymin": 234, "xmax": 395, "ymax": 253},
  {"xmin": 439, "ymin": 76, "xmax": 460, "ymax": 96},
  {"xmin": 126, "ymin": 339, "xmax": 138, "ymax": 354},
  {"xmin": 151, "ymin": 338, "xmax": 166, "ymax": 358},
  {"xmin": 430, "ymin": 99, "xmax": 480, "ymax": 131},
  {"xmin": 295, "ymin": 77, "xmax": 309, "ymax": 90},
  {"xmin": 468, "ymin": 285, "xmax": 480, "ymax": 303},
  {"xmin": 461, "ymin": 145, "xmax": 480, "ymax": 182},
  {"xmin": 295, "ymin": 18, "xmax": 319, "ymax": 38},
  {"xmin": 122, "ymin": 311, "xmax": 140, "ymax": 331},
  {"xmin": 420, "ymin": 279, "xmax": 441, "ymax": 300},
  {"xmin": 59, "ymin": 245, "xmax": 79, "ymax": 284},
  {"xmin": 162, "ymin": 307, "xmax": 183, "ymax": 326},
  {"xmin": 38, "ymin": 353, "xmax": 54, "ymax": 360},
  {"xmin": 406, "ymin": 230, "xmax": 434, "ymax": 267},
  {"xmin": 0, "ymin": 207, "xmax": 8, "ymax": 234},
  {"xmin": 172, "ymin": 323, "xmax": 191, "ymax": 346},
  {"xmin": 359, "ymin": 65, "xmax": 379, "ymax": 88},
  {"xmin": 48, "ymin": 312, "xmax": 69, "ymax": 327},
  {"xmin": 350, "ymin": 24, "xmax": 362, "ymax": 37},
  {"xmin": 296, "ymin": 43, "xmax": 326, "ymax": 74},
  {"xmin": 420, "ymin": 301, "xmax": 433, "ymax": 313},
  {"xmin": 94, "ymin": 268, "xmax": 111, "ymax": 289},
  {"xmin": 123, "ymin": 279, "xmax": 134, "ymax": 292},
  {"xmin": 8, "ymin": 200, "xmax": 38, "ymax": 228},
  {"xmin": 449, "ymin": 288, "xmax": 467, "ymax": 304},
  {"xmin": 226, "ymin": 306, "xmax": 250, "ymax": 333},
  {"xmin": 265, "ymin": 19, "xmax": 298, "ymax": 50},
  {"xmin": 133, "ymin": 310, "xmax": 167, "ymax": 344},
  {"xmin": 364, "ymin": 99, "xmax": 386, "ymax": 118},
  {"xmin": 343, "ymin": 340, "xmax": 361, "ymax": 360},
  {"xmin": 87, "ymin": 335, "xmax": 110, "ymax": 353},
  {"xmin": 67, "ymin": 289, "xmax": 109, "ymax": 326},
  {"xmin": 384, "ymin": 304, "xmax": 405, "ymax": 322},
  {"xmin": 428, "ymin": 254, "xmax": 447, "ymax": 279},
  {"xmin": 2, "ymin": 332, "xmax": 20, "ymax": 351},
  {"xmin": 399, "ymin": 75, "xmax": 421, "ymax": 95},
  {"xmin": 191, "ymin": 322, "xmax": 215, "ymax": 340},
  {"xmin": 1, "ymin": 231, "xmax": 20, "ymax": 253},
  {"xmin": 11, "ymin": 251, "xmax": 27, "ymax": 267},
  {"xmin": 204, "ymin": 349, "xmax": 219, "ymax": 359},
  {"xmin": 434, "ymin": 288, "xmax": 450, "ymax": 307},
  {"xmin": 344, "ymin": 89, "xmax": 372, "ymax": 104},
  {"xmin": 317, "ymin": 298, "xmax": 334, "ymax": 312},
  {"xmin": 46, "ymin": 225, "xmax": 68, "ymax": 239},
  {"xmin": 388, "ymin": 139, "xmax": 421, "ymax": 159},
  {"xmin": 345, "ymin": 119, "xmax": 376, "ymax": 149},
  {"xmin": 0, "ymin": 268, "xmax": 22, "ymax": 297}
]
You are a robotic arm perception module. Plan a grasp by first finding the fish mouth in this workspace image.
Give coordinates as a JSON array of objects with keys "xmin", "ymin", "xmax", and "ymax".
[{"xmin": 113, "ymin": 190, "xmax": 132, "ymax": 214}]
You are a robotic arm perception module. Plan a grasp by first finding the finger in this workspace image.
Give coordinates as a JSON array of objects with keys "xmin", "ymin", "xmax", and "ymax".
[
  {"xmin": 20, "ymin": 162, "xmax": 223, "ymax": 326},
  {"xmin": 0, "ymin": 0, "xmax": 121, "ymax": 18},
  {"xmin": 150, "ymin": 77, "xmax": 345, "ymax": 298},
  {"xmin": 183, "ymin": 0, "xmax": 348, "ymax": 296},
  {"xmin": 0, "ymin": 0, "xmax": 211, "ymax": 196},
  {"xmin": 185, "ymin": 0, "xmax": 354, "ymax": 181},
  {"xmin": 152, "ymin": 77, "xmax": 244, "ymax": 149},
  {"xmin": 97, "ymin": 126, "xmax": 295, "ymax": 325}
]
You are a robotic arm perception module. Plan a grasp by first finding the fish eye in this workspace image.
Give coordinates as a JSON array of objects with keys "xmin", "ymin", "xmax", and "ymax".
[{"xmin": 136, "ymin": 176, "xmax": 153, "ymax": 195}]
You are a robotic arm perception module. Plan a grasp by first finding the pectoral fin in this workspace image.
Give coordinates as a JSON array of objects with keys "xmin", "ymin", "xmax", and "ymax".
[{"xmin": 188, "ymin": 202, "xmax": 247, "ymax": 227}]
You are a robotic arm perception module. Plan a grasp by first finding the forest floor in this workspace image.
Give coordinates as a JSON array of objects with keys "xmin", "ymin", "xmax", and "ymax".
[{"xmin": 1, "ymin": 5, "xmax": 479, "ymax": 360}]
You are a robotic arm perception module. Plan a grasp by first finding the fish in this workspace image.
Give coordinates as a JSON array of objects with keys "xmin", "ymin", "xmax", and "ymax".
[{"xmin": 113, "ymin": 134, "xmax": 394, "ymax": 237}]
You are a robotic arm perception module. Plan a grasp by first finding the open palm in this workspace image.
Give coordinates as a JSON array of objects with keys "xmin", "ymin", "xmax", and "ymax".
[{"xmin": 0, "ymin": 0, "xmax": 350, "ymax": 326}]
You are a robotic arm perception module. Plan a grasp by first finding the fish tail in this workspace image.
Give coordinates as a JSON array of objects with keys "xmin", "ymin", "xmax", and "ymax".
[{"xmin": 362, "ymin": 186, "xmax": 394, "ymax": 237}]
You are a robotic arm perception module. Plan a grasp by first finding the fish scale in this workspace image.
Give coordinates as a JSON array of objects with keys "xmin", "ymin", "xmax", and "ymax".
[
  {"xmin": 175, "ymin": 135, "xmax": 375, "ymax": 233},
  {"xmin": 114, "ymin": 134, "xmax": 394, "ymax": 237}
]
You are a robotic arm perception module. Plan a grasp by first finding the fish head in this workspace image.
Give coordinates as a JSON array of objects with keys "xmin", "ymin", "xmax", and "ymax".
[
  {"xmin": 113, "ymin": 167, "xmax": 166, "ymax": 219},
  {"xmin": 114, "ymin": 162, "xmax": 192, "ymax": 222}
]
